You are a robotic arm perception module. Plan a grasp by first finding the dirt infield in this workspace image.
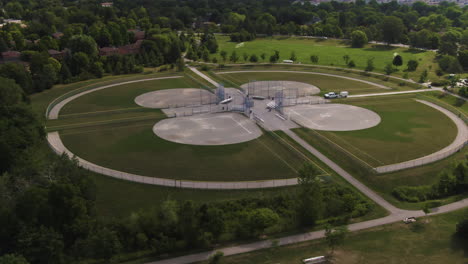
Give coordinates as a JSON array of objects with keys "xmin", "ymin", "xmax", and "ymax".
[
  {"xmin": 153, "ymin": 112, "xmax": 262, "ymax": 145},
  {"xmin": 240, "ymin": 81, "xmax": 320, "ymax": 98},
  {"xmin": 135, "ymin": 88, "xmax": 216, "ymax": 109},
  {"xmin": 286, "ymin": 104, "xmax": 381, "ymax": 131}
]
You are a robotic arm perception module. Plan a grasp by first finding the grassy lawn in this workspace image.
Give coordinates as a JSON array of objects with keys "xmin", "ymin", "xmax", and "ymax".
[
  {"xmin": 30, "ymin": 71, "xmax": 181, "ymax": 120},
  {"xmin": 215, "ymin": 71, "xmax": 385, "ymax": 95},
  {"xmin": 215, "ymin": 36, "xmax": 439, "ymax": 81},
  {"xmin": 294, "ymin": 96, "xmax": 457, "ymax": 167},
  {"xmin": 217, "ymin": 72, "xmax": 388, "ymax": 94},
  {"xmin": 60, "ymin": 77, "xmax": 197, "ymax": 116},
  {"xmin": 60, "ymin": 119, "xmax": 310, "ymax": 181},
  {"xmin": 195, "ymin": 207, "xmax": 468, "ymax": 264},
  {"xmin": 420, "ymin": 91, "xmax": 468, "ymax": 116}
]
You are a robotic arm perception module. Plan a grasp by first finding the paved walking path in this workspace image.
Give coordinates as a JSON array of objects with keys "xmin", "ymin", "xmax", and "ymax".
[
  {"xmin": 188, "ymin": 66, "xmax": 219, "ymax": 87},
  {"xmin": 217, "ymin": 70, "xmax": 392, "ymax": 89},
  {"xmin": 47, "ymin": 131, "xmax": 299, "ymax": 189},
  {"xmin": 47, "ymin": 76, "xmax": 183, "ymax": 119}
]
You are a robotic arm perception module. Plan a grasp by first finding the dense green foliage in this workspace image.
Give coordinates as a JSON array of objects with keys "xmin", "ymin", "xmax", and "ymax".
[{"xmin": 392, "ymin": 157, "xmax": 468, "ymax": 202}]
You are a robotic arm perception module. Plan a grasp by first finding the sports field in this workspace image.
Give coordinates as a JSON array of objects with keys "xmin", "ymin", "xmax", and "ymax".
[
  {"xmin": 59, "ymin": 77, "xmax": 199, "ymax": 116},
  {"xmin": 59, "ymin": 119, "xmax": 313, "ymax": 181},
  {"xmin": 294, "ymin": 96, "xmax": 458, "ymax": 167},
  {"xmin": 215, "ymin": 36, "xmax": 439, "ymax": 80},
  {"xmin": 192, "ymin": 207, "xmax": 468, "ymax": 264},
  {"xmin": 215, "ymin": 71, "xmax": 387, "ymax": 95}
]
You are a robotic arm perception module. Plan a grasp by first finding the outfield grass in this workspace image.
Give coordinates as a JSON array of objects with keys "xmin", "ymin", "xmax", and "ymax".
[
  {"xmin": 294, "ymin": 96, "xmax": 457, "ymax": 167},
  {"xmin": 215, "ymin": 36, "xmax": 439, "ymax": 81},
  {"xmin": 59, "ymin": 77, "xmax": 197, "ymax": 116},
  {"xmin": 30, "ymin": 72, "xmax": 181, "ymax": 120},
  {"xmin": 194, "ymin": 207, "xmax": 468, "ymax": 264},
  {"xmin": 216, "ymin": 71, "xmax": 387, "ymax": 95},
  {"xmin": 60, "ymin": 119, "xmax": 310, "ymax": 181}
]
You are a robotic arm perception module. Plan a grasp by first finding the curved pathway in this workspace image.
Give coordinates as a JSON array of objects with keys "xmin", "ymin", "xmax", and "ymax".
[
  {"xmin": 217, "ymin": 70, "xmax": 392, "ymax": 89},
  {"xmin": 375, "ymin": 100, "xmax": 468, "ymax": 173},
  {"xmin": 47, "ymin": 131, "xmax": 298, "ymax": 189},
  {"xmin": 47, "ymin": 76, "xmax": 183, "ymax": 119}
]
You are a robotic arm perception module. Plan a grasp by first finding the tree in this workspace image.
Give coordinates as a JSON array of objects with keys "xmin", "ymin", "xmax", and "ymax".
[
  {"xmin": 365, "ymin": 58, "xmax": 374, "ymax": 72},
  {"xmin": 439, "ymin": 55, "xmax": 463, "ymax": 73},
  {"xmin": 220, "ymin": 50, "xmax": 227, "ymax": 62},
  {"xmin": 68, "ymin": 35, "xmax": 98, "ymax": 58},
  {"xmin": 249, "ymin": 54, "xmax": 258, "ymax": 63},
  {"xmin": 380, "ymin": 16, "xmax": 406, "ymax": 44},
  {"xmin": 407, "ymin": 60, "xmax": 419, "ymax": 72},
  {"xmin": 297, "ymin": 163, "xmax": 323, "ymax": 227},
  {"xmin": 325, "ymin": 225, "xmax": 348, "ymax": 255},
  {"xmin": 347, "ymin": 60, "xmax": 356, "ymax": 68},
  {"xmin": 393, "ymin": 55, "xmax": 403, "ymax": 67},
  {"xmin": 208, "ymin": 251, "xmax": 224, "ymax": 264},
  {"xmin": 343, "ymin": 55, "xmax": 350, "ymax": 65},
  {"xmin": 260, "ymin": 53, "xmax": 266, "ymax": 61},
  {"xmin": 310, "ymin": 55, "xmax": 319, "ymax": 64},
  {"xmin": 457, "ymin": 217, "xmax": 468, "ymax": 239},
  {"xmin": 0, "ymin": 254, "xmax": 29, "ymax": 264},
  {"xmin": 384, "ymin": 63, "xmax": 395, "ymax": 75},
  {"xmin": 350, "ymin": 30, "xmax": 368, "ymax": 48},
  {"xmin": 16, "ymin": 226, "xmax": 64, "ymax": 264},
  {"xmin": 243, "ymin": 53, "xmax": 249, "ymax": 62},
  {"xmin": 439, "ymin": 30, "xmax": 461, "ymax": 56},
  {"xmin": 290, "ymin": 51, "xmax": 297, "ymax": 61},
  {"xmin": 248, "ymin": 208, "xmax": 279, "ymax": 236},
  {"xmin": 419, "ymin": 69, "xmax": 428, "ymax": 83},
  {"xmin": 230, "ymin": 51, "xmax": 239, "ymax": 63}
]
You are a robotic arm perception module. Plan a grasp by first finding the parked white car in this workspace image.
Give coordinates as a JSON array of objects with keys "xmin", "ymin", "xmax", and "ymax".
[{"xmin": 403, "ymin": 217, "xmax": 417, "ymax": 224}]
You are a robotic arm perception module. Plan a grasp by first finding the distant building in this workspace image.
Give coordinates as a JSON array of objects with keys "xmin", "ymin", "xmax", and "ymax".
[
  {"xmin": 48, "ymin": 49, "xmax": 65, "ymax": 60},
  {"xmin": 1, "ymin": 51, "xmax": 21, "ymax": 61},
  {"xmin": 127, "ymin": 29, "xmax": 145, "ymax": 41},
  {"xmin": 101, "ymin": 2, "xmax": 113, "ymax": 7},
  {"xmin": 99, "ymin": 40, "xmax": 143, "ymax": 56},
  {"xmin": 52, "ymin": 32, "xmax": 64, "ymax": 39},
  {"xmin": 0, "ymin": 19, "xmax": 27, "ymax": 28}
]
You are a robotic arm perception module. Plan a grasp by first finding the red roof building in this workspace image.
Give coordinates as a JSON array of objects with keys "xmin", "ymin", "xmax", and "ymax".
[
  {"xmin": 99, "ymin": 47, "xmax": 119, "ymax": 56},
  {"xmin": 48, "ymin": 49, "xmax": 65, "ymax": 60},
  {"xmin": 1, "ymin": 51, "xmax": 21, "ymax": 60}
]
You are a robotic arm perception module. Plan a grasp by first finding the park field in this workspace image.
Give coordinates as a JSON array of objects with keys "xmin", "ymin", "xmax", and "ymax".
[
  {"xmin": 193, "ymin": 207, "xmax": 468, "ymax": 264},
  {"xmin": 294, "ymin": 96, "xmax": 458, "ymax": 167},
  {"xmin": 59, "ymin": 76, "xmax": 198, "ymax": 116},
  {"xmin": 215, "ymin": 36, "xmax": 439, "ymax": 81},
  {"xmin": 215, "ymin": 71, "xmax": 385, "ymax": 95},
  {"xmin": 59, "ymin": 119, "xmax": 312, "ymax": 181}
]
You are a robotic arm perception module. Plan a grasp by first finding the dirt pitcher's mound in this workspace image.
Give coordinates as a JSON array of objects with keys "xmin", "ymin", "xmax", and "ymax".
[{"xmin": 286, "ymin": 104, "xmax": 381, "ymax": 131}]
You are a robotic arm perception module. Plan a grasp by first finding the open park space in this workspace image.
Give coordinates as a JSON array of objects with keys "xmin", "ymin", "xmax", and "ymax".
[
  {"xmin": 215, "ymin": 36, "xmax": 439, "ymax": 80},
  {"xmin": 294, "ymin": 96, "xmax": 459, "ymax": 167}
]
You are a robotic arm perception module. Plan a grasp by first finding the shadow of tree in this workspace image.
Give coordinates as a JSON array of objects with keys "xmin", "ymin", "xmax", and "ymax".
[{"xmin": 450, "ymin": 233, "xmax": 468, "ymax": 258}]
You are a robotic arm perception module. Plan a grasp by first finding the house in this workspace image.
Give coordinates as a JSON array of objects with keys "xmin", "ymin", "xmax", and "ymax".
[
  {"xmin": 118, "ymin": 40, "xmax": 143, "ymax": 55},
  {"xmin": 127, "ymin": 29, "xmax": 145, "ymax": 41},
  {"xmin": 0, "ymin": 19, "xmax": 27, "ymax": 28},
  {"xmin": 1, "ymin": 51, "xmax": 21, "ymax": 61},
  {"xmin": 99, "ymin": 47, "xmax": 119, "ymax": 56},
  {"xmin": 52, "ymin": 32, "xmax": 64, "ymax": 39},
  {"xmin": 101, "ymin": 2, "xmax": 113, "ymax": 7},
  {"xmin": 48, "ymin": 49, "xmax": 65, "ymax": 60}
]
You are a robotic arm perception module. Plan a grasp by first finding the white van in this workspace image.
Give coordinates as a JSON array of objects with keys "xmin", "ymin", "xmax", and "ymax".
[{"xmin": 340, "ymin": 91, "xmax": 349, "ymax": 98}]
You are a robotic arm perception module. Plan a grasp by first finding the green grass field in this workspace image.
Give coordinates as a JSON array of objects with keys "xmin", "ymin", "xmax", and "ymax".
[
  {"xmin": 59, "ymin": 119, "xmax": 311, "ymax": 181},
  {"xmin": 215, "ymin": 36, "xmax": 439, "ymax": 81},
  {"xmin": 194, "ymin": 208, "xmax": 468, "ymax": 264},
  {"xmin": 59, "ymin": 77, "xmax": 198, "ymax": 116},
  {"xmin": 294, "ymin": 96, "xmax": 457, "ymax": 167},
  {"xmin": 215, "ymin": 71, "xmax": 386, "ymax": 95}
]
